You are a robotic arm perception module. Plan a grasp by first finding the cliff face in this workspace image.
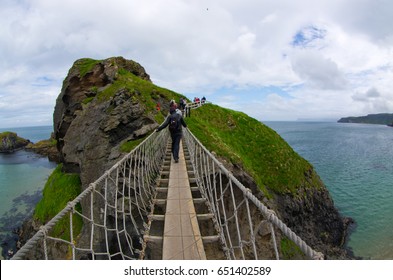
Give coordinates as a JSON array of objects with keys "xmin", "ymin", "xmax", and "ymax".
[
  {"xmin": 231, "ymin": 165, "xmax": 353, "ymax": 259},
  {"xmin": 53, "ymin": 57, "xmax": 165, "ymax": 187},
  {"xmin": 273, "ymin": 176, "xmax": 354, "ymax": 258}
]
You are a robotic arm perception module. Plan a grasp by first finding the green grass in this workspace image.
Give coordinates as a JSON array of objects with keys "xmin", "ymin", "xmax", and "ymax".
[
  {"xmin": 0, "ymin": 131, "xmax": 13, "ymax": 138},
  {"xmin": 75, "ymin": 58, "xmax": 102, "ymax": 77},
  {"xmin": 34, "ymin": 164, "xmax": 83, "ymax": 241},
  {"xmin": 78, "ymin": 60, "xmax": 186, "ymax": 125},
  {"xmin": 120, "ymin": 133, "xmax": 151, "ymax": 153},
  {"xmin": 0, "ymin": 131, "xmax": 29, "ymax": 148},
  {"xmin": 186, "ymin": 104, "xmax": 320, "ymax": 196},
  {"xmin": 280, "ymin": 237, "xmax": 306, "ymax": 259},
  {"xmin": 27, "ymin": 137, "xmax": 57, "ymax": 149},
  {"xmin": 98, "ymin": 69, "xmax": 184, "ymax": 110}
]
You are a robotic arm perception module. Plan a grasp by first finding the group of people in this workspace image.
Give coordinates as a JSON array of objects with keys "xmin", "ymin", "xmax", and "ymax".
[{"xmin": 193, "ymin": 96, "xmax": 206, "ymax": 104}]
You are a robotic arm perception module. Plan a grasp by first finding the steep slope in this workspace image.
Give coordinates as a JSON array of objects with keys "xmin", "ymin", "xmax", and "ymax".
[{"xmin": 187, "ymin": 104, "xmax": 353, "ymax": 259}]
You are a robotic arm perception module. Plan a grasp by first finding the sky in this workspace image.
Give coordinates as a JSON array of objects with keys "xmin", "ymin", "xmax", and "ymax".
[{"xmin": 1, "ymin": 0, "xmax": 393, "ymax": 128}]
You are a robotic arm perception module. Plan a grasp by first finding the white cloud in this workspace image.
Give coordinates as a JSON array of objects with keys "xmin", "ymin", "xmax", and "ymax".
[
  {"xmin": 291, "ymin": 50, "xmax": 348, "ymax": 90},
  {"xmin": 1, "ymin": 0, "xmax": 393, "ymax": 127}
]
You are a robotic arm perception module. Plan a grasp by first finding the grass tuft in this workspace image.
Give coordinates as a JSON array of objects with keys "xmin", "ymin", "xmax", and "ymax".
[
  {"xmin": 75, "ymin": 58, "xmax": 102, "ymax": 77},
  {"xmin": 34, "ymin": 164, "xmax": 83, "ymax": 241}
]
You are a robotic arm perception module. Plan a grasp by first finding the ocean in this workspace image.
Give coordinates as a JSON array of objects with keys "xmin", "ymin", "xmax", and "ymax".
[
  {"xmin": 266, "ymin": 121, "xmax": 393, "ymax": 260},
  {"xmin": 0, "ymin": 126, "xmax": 56, "ymax": 259}
]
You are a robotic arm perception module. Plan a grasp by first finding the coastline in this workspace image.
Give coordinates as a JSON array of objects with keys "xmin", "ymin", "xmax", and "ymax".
[{"xmin": 0, "ymin": 126, "xmax": 57, "ymax": 259}]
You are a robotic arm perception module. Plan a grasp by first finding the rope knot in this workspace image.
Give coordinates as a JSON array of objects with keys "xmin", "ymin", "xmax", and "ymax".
[
  {"xmin": 313, "ymin": 251, "xmax": 324, "ymax": 260},
  {"xmin": 39, "ymin": 225, "xmax": 48, "ymax": 236},
  {"xmin": 266, "ymin": 209, "xmax": 276, "ymax": 222}
]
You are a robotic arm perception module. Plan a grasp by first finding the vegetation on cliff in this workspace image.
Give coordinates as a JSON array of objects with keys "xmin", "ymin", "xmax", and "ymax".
[
  {"xmin": 34, "ymin": 164, "xmax": 82, "ymax": 240},
  {"xmin": 186, "ymin": 104, "xmax": 322, "ymax": 197},
  {"xmin": 25, "ymin": 137, "xmax": 60, "ymax": 162}
]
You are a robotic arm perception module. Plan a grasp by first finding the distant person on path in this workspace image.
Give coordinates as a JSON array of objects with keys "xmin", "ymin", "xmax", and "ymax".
[
  {"xmin": 201, "ymin": 96, "xmax": 206, "ymax": 104},
  {"xmin": 156, "ymin": 102, "xmax": 187, "ymax": 163},
  {"xmin": 185, "ymin": 103, "xmax": 190, "ymax": 117},
  {"xmin": 179, "ymin": 98, "xmax": 186, "ymax": 112}
]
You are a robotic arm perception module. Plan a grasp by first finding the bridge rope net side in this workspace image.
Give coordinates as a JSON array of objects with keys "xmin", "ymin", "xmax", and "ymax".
[
  {"xmin": 12, "ymin": 107, "xmax": 323, "ymax": 260},
  {"xmin": 183, "ymin": 128, "xmax": 324, "ymax": 260},
  {"xmin": 12, "ymin": 129, "xmax": 170, "ymax": 260}
]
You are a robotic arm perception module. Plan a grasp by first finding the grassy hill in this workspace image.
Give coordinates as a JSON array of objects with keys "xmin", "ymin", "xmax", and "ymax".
[{"xmin": 186, "ymin": 104, "xmax": 321, "ymax": 197}]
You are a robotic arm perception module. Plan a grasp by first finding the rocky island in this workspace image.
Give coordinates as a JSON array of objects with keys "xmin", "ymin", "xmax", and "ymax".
[{"xmin": 0, "ymin": 132, "xmax": 31, "ymax": 153}]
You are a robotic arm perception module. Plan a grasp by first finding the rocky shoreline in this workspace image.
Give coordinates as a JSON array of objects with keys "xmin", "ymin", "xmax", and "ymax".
[
  {"xmin": 0, "ymin": 131, "xmax": 60, "ymax": 162},
  {"xmin": 0, "ymin": 132, "xmax": 59, "ymax": 259},
  {"xmin": 25, "ymin": 137, "xmax": 61, "ymax": 163}
]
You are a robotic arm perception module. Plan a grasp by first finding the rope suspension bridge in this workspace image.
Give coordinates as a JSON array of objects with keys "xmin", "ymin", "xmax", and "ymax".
[{"xmin": 12, "ymin": 102, "xmax": 323, "ymax": 260}]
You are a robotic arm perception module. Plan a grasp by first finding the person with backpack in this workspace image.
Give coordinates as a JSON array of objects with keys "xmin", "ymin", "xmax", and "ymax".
[{"xmin": 156, "ymin": 102, "xmax": 187, "ymax": 163}]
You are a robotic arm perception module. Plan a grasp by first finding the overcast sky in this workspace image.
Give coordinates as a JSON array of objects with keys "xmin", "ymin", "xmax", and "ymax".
[{"xmin": 1, "ymin": 0, "xmax": 393, "ymax": 128}]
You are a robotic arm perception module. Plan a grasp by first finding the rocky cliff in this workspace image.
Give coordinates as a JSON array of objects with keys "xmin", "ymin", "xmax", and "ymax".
[
  {"xmin": 16, "ymin": 57, "xmax": 183, "ymax": 259},
  {"xmin": 0, "ymin": 132, "xmax": 30, "ymax": 153},
  {"xmin": 53, "ymin": 57, "xmax": 175, "ymax": 187}
]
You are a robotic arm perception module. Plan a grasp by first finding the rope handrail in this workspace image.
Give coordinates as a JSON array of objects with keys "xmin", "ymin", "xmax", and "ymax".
[
  {"xmin": 12, "ymin": 129, "xmax": 170, "ymax": 260},
  {"xmin": 185, "ymin": 100, "xmax": 210, "ymax": 110},
  {"xmin": 183, "ymin": 128, "xmax": 324, "ymax": 260}
]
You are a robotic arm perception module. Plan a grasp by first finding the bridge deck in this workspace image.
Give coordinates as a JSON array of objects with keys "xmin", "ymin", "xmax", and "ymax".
[{"xmin": 162, "ymin": 142, "xmax": 206, "ymax": 260}]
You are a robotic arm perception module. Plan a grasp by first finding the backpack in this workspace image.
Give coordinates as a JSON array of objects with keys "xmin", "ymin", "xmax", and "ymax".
[{"xmin": 169, "ymin": 113, "xmax": 180, "ymax": 133}]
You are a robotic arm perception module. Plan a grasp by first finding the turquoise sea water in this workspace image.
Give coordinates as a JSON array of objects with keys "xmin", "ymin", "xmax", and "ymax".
[
  {"xmin": 266, "ymin": 121, "xmax": 393, "ymax": 260},
  {"xmin": 0, "ymin": 126, "xmax": 56, "ymax": 259}
]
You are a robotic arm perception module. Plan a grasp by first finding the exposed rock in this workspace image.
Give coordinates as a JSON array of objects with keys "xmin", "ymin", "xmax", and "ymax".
[
  {"xmin": 53, "ymin": 57, "xmax": 154, "ymax": 186},
  {"xmin": 25, "ymin": 134, "xmax": 61, "ymax": 162},
  {"xmin": 225, "ymin": 159, "xmax": 355, "ymax": 259},
  {"xmin": 274, "ymin": 184, "xmax": 355, "ymax": 259},
  {"xmin": 0, "ymin": 132, "xmax": 30, "ymax": 153}
]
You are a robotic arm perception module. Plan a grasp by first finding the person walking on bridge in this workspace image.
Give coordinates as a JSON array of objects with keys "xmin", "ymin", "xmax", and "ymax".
[{"xmin": 156, "ymin": 101, "xmax": 187, "ymax": 163}]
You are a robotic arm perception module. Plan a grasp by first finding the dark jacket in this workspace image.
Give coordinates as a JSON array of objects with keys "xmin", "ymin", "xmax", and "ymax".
[{"xmin": 156, "ymin": 109, "xmax": 187, "ymax": 134}]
